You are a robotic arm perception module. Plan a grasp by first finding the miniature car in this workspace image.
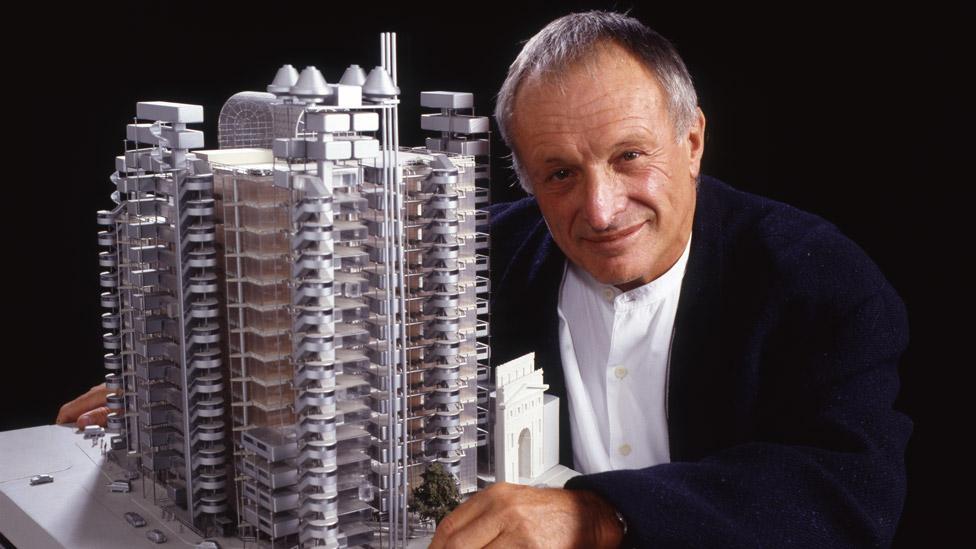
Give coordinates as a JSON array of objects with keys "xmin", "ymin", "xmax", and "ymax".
[
  {"xmin": 83, "ymin": 425, "xmax": 105, "ymax": 439},
  {"xmin": 124, "ymin": 511, "xmax": 146, "ymax": 527},
  {"xmin": 195, "ymin": 540, "xmax": 221, "ymax": 549},
  {"xmin": 110, "ymin": 479, "xmax": 131, "ymax": 493},
  {"xmin": 29, "ymin": 474, "xmax": 54, "ymax": 486},
  {"xmin": 146, "ymin": 529, "xmax": 167, "ymax": 543}
]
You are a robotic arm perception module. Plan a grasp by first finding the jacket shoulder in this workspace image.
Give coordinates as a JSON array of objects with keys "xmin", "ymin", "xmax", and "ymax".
[
  {"xmin": 487, "ymin": 196, "xmax": 547, "ymax": 278},
  {"xmin": 699, "ymin": 175, "xmax": 905, "ymax": 324},
  {"xmin": 488, "ymin": 196, "xmax": 543, "ymax": 242}
]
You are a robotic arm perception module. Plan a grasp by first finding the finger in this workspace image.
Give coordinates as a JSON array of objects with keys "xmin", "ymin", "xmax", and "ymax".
[
  {"xmin": 484, "ymin": 532, "xmax": 519, "ymax": 549},
  {"xmin": 429, "ymin": 495, "xmax": 487, "ymax": 548},
  {"xmin": 56, "ymin": 383, "xmax": 111, "ymax": 424},
  {"xmin": 78, "ymin": 406, "xmax": 111, "ymax": 428},
  {"xmin": 438, "ymin": 513, "xmax": 504, "ymax": 549},
  {"xmin": 429, "ymin": 486, "xmax": 506, "ymax": 549}
]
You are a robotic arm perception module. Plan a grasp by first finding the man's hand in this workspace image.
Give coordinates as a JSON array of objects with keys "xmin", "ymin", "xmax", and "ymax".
[
  {"xmin": 56, "ymin": 383, "xmax": 111, "ymax": 428},
  {"xmin": 429, "ymin": 482, "xmax": 624, "ymax": 549}
]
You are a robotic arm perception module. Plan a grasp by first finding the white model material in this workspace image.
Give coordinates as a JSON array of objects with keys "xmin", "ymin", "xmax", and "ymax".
[{"xmin": 492, "ymin": 353, "xmax": 562, "ymax": 483}]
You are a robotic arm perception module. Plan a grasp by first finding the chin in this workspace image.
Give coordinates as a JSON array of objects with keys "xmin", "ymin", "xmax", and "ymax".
[{"xmin": 587, "ymin": 265, "xmax": 641, "ymax": 287}]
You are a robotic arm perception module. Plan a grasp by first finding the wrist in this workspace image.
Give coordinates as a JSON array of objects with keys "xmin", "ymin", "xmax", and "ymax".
[{"xmin": 574, "ymin": 489, "xmax": 626, "ymax": 548}]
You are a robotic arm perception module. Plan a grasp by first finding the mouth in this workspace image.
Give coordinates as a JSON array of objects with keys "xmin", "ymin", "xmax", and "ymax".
[
  {"xmin": 582, "ymin": 222, "xmax": 645, "ymax": 244},
  {"xmin": 579, "ymin": 222, "xmax": 646, "ymax": 253}
]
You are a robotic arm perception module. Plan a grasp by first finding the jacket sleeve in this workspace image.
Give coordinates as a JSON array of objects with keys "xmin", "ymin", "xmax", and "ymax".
[{"xmin": 563, "ymin": 248, "xmax": 912, "ymax": 547}]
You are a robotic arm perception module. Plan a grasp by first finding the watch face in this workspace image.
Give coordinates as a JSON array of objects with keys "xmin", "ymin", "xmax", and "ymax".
[{"xmin": 615, "ymin": 510, "xmax": 628, "ymax": 535}]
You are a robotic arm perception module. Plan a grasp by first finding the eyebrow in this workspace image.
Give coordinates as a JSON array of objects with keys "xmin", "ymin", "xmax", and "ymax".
[
  {"xmin": 611, "ymin": 129, "xmax": 660, "ymax": 150},
  {"xmin": 542, "ymin": 156, "xmax": 570, "ymax": 164},
  {"xmin": 540, "ymin": 134, "xmax": 659, "ymax": 165}
]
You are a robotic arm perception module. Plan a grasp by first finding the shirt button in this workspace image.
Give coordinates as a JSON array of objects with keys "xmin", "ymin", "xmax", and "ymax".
[
  {"xmin": 614, "ymin": 366, "xmax": 628, "ymax": 379},
  {"xmin": 618, "ymin": 443, "xmax": 632, "ymax": 456},
  {"xmin": 602, "ymin": 287, "xmax": 615, "ymax": 303}
]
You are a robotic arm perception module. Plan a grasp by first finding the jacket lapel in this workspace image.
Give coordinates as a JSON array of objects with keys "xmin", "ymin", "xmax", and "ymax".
[
  {"xmin": 525, "ymin": 234, "xmax": 575, "ymax": 468},
  {"xmin": 666, "ymin": 179, "xmax": 727, "ymax": 462}
]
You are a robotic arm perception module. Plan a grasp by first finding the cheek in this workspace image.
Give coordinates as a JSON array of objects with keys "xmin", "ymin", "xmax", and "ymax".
[
  {"xmin": 635, "ymin": 174, "xmax": 690, "ymax": 219},
  {"xmin": 666, "ymin": 181, "xmax": 696, "ymax": 217},
  {"xmin": 624, "ymin": 172, "xmax": 664, "ymax": 205},
  {"xmin": 539, "ymin": 202, "xmax": 574, "ymax": 235}
]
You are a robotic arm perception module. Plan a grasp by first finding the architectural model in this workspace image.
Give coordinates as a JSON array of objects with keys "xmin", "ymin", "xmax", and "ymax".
[{"xmin": 68, "ymin": 32, "xmax": 574, "ymax": 549}]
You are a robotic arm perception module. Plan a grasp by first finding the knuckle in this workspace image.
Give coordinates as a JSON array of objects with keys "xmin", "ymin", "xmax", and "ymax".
[
  {"xmin": 487, "ymin": 481, "xmax": 517, "ymax": 500},
  {"xmin": 495, "ymin": 502, "xmax": 525, "ymax": 527},
  {"xmin": 436, "ymin": 513, "xmax": 458, "ymax": 538},
  {"xmin": 443, "ymin": 537, "xmax": 464, "ymax": 549},
  {"xmin": 512, "ymin": 524, "xmax": 543, "ymax": 548}
]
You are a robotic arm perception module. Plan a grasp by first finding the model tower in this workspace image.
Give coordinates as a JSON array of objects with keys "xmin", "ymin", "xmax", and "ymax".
[{"xmin": 97, "ymin": 33, "xmax": 492, "ymax": 548}]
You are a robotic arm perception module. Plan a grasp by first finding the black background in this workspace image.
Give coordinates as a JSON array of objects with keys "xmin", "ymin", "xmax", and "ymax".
[{"xmin": 10, "ymin": 1, "xmax": 963, "ymax": 546}]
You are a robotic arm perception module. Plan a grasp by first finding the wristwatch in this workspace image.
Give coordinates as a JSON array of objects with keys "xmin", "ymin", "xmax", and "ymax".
[{"xmin": 614, "ymin": 509, "xmax": 628, "ymax": 537}]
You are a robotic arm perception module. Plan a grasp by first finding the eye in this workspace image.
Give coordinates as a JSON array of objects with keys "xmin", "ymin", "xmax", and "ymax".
[
  {"xmin": 547, "ymin": 168, "xmax": 572, "ymax": 182},
  {"xmin": 621, "ymin": 150, "xmax": 642, "ymax": 161}
]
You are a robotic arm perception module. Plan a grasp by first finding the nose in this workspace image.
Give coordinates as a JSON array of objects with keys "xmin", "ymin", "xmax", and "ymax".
[{"xmin": 580, "ymin": 169, "xmax": 628, "ymax": 232}]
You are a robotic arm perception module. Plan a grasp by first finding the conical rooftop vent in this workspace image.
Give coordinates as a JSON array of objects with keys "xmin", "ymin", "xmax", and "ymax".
[
  {"xmin": 291, "ymin": 66, "xmax": 333, "ymax": 99},
  {"xmin": 362, "ymin": 66, "xmax": 400, "ymax": 99},
  {"xmin": 339, "ymin": 64, "xmax": 367, "ymax": 86},
  {"xmin": 267, "ymin": 64, "xmax": 299, "ymax": 94}
]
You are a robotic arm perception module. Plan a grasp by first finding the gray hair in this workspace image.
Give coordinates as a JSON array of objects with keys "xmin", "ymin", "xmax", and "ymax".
[{"xmin": 494, "ymin": 10, "xmax": 700, "ymax": 194}]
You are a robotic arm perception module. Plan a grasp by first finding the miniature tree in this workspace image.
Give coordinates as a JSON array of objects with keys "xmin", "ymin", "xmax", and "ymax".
[{"xmin": 412, "ymin": 461, "xmax": 461, "ymax": 527}]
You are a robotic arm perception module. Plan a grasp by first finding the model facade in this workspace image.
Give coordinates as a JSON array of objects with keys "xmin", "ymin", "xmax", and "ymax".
[{"xmin": 94, "ymin": 33, "xmax": 494, "ymax": 548}]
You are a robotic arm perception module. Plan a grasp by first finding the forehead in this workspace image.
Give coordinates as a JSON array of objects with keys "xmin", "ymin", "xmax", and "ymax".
[{"xmin": 510, "ymin": 43, "xmax": 672, "ymax": 148}]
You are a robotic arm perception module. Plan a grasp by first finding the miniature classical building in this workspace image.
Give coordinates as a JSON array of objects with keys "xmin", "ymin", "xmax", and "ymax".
[
  {"xmin": 93, "ymin": 33, "xmax": 499, "ymax": 548},
  {"xmin": 492, "ymin": 353, "xmax": 561, "ymax": 483}
]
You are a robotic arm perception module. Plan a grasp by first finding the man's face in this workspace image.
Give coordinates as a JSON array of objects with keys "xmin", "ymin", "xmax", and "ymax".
[{"xmin": 509, "ymin": 42, "xmax": 705, "ymax": 291}]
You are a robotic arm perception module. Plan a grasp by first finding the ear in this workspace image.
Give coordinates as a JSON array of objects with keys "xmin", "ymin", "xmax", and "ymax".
[{"xmin": 686, "ymin": 107, "xmax": 706, "ymax": 181}]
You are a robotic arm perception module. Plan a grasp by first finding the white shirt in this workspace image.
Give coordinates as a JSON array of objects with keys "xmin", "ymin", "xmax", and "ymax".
[{"xmin": 556, "ymin": 233, "xmax": 692, "ymax": 474}]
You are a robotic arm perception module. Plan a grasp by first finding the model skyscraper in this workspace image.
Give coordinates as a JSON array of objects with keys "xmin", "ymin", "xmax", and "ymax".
[{"xmin": 95, "ymin": 33, "xmax": 492, "ymax": 548}]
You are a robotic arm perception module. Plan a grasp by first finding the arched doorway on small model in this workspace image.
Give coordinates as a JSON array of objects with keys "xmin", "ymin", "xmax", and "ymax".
[{"xmin": 518, "ymin": 427, "xmax": 532, "ymax": 479}]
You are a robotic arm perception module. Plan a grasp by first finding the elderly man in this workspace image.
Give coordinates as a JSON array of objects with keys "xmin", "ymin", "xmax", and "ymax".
[{"xmin": 429, "ymin": 10, "xmax": 910, "ymax": 549}]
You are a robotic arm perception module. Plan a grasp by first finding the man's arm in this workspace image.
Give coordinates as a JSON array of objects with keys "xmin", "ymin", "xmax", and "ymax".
[
  {"xmin": 432, "ymin": 280, "xmax": 910, "ymax": 548},
  {"xmin": 429, "ymin": 482, "xmax": 624, "ymax": 548},
  {"xmin": 563, "ymin": 280, "xmax": 912, "ymax": 547}
]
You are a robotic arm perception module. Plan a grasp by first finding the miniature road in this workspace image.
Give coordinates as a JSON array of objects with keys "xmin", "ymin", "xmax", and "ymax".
[
  {"xmin": 73, "ymin": 437, "xmax": 204, "ymax": 547},
  {"xmin": 0, "ymin": 424, "xmax": 234, "ymax": 548},
  {"xmin": 0, "ymin": 424, "xmax": 441, "ymax": 548}
]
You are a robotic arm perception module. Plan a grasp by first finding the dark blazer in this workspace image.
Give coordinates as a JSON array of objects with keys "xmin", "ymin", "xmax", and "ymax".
[{"xmin": 487, "ymin": 174, "xmax": 911, "ymax": 548}]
